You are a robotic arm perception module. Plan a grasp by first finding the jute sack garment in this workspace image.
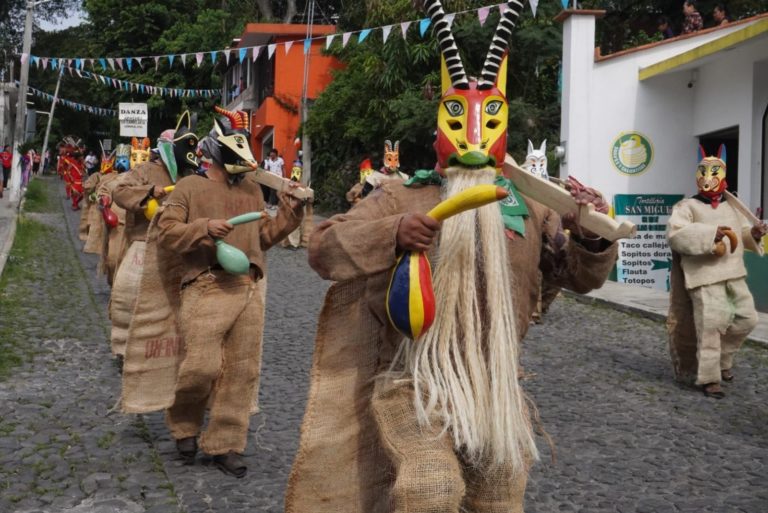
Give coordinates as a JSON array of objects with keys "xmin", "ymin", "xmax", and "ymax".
[
  {"xmin": 165, "ymin": 272, "xmax": 265, "ymax": 455},
  {"xmin": 667, "ymin": 253, "xmax": 698, "ymax": 383},
  {"xmin": 110, "ymin": 241, "xmax": 146, "ymax": 356},
  {"xmin": 121, "ymin": 209, "xmax": 186, "ymax": 413},
  {"xmin": 121, "ymin": 208, "xmax": 267, "ymax": 415},
  {"xmin": 79, "ymin": 173, "xmax": 101, "ymax": 241},
  {"xmin": 97, "ymin": 174, "xmax": 126, "ymax": 282},
  {"xmin": 83, "ymin": 197, "xmax": 105, "ymax": 254},
  {"xmin": 371, "ymin": 378, "xmax": 527, "ymax": 513}
]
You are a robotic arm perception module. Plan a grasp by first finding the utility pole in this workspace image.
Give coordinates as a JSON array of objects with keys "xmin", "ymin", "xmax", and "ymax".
[
  {"xmin": 299, "ymin": 0, "xmax": 315, "ymax": 188},
  {"xmin": 40, "ymin": 67, "xmax": 63, "ymax": 174},
  {"xmin": 8, "ymin": 0, "xmax": 51, "ymax": 203}
]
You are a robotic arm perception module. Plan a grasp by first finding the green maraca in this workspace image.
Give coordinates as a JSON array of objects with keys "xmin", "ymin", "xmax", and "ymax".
[{"xmin": 215, "ymin": 211, "xmax": 266, "ymax": 274}]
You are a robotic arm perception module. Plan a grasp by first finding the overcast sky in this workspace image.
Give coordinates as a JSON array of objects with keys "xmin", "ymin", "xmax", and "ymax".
[{"xmin": 38, "ymin": 8, "xmax": 85, "ymax": 31}]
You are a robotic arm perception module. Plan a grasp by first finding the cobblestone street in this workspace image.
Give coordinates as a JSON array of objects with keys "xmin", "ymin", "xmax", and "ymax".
[{"xmin": 0, "ymin": 176, "xmax": 766, "ymax": 512}]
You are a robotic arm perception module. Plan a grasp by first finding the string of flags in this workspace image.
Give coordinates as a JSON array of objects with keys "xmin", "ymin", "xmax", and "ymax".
[
  {"xmin": 23, "ymin": 1, "xmax": 544, "ymax": 73},
  {"xmin": 61, "ymin": 65, "xmax": 221, "ymax": 98},
  {"xmin": 23, "ymin": 83, "xmax": 117, "ymax": 117}
]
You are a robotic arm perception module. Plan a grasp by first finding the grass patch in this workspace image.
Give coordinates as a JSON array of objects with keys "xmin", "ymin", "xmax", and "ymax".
[
  {"xmin": 96, "ymin": 431, "xmax": 116, "ymax": 449},
  {"xmin": 0, "ymin": 217, "xmax": 53, "ymax": 379},
  {"xmin": 22, "ymin": 178, "xmax": 54, "ymax": 213}
]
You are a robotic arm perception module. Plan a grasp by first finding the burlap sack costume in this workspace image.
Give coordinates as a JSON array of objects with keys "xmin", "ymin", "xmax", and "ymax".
[
  {"xmin": 110, "ymin": 161, "xmax": 175, "ymax": 357},
  {"xmin": 97, "ymin": 174, "xmax": 127, "ymax": 284},
  {"xmin": 666, "ymin": 197, "xmax": 762, "ymax": 385},
  {"xmin": 78, "ymin": 172, "xmax": 100, "ymax": 241},
  {"xmin": 286, "ymin": 180, "xmax": 618, "ymax": 513}
]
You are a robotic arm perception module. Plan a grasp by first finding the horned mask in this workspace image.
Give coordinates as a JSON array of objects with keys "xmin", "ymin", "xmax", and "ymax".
[
  {"xmin": 696, "ymin": 144, "xmax": 727, "ymax": 205},
  {"xmin": 428, "ymin": 0, "xmax": 524, "ymax": 174},
  {"xmin": 523, "ymin": 139, "xmax": 548, "ymax": 179},
  {"xmin": 157, "ymin": 111, "xmax": 200, "ymax": 183},
  {"xmin": 210, "ymin": 106, "xmax": 257, "ymax": 175},
  {"xmin": 383, "ymin": 139, "xmax": 400, "ymax": 173},
  {"xmin": 130, "ymin": 137, "xmax": 151, "ymax": 169},
  {"xmin": 114, "ymin": 144, "xmax": 132, "ymax": 173},
  {"xmin": 99, "ymin": 141, "xmax": 116, "ymax": 175}
]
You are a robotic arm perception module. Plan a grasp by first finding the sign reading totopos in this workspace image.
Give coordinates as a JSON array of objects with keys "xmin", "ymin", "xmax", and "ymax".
[
  {"xmin": 119, "ymin": 103, "xmax": 148, "ymax": 138},
  {"xmin": 610, "ymin": 131, "xmax": 653, "ymax": 176}
]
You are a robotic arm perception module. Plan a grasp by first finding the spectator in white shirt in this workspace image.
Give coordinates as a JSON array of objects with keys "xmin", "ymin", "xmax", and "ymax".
[{"xmin": 262, "ymin": 149, "xmax": 284, "ymax": 207}]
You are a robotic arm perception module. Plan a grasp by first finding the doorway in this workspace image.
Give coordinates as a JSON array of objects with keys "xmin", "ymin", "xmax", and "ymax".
[
  {"xmin": 698, "ymin": 126, "xmax": 738, "ymax": 194},
  {"xmin": 762, "ymin": 104, "xmax": 767, "ymax": 217}
]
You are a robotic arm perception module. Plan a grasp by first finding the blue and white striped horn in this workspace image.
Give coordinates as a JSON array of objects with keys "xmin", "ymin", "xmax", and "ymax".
[
  {"xmin": 424, "ymin": 0, "xmax": 469, "ymax": 89},
  {"xmin": 477, "ymin": 0, "xmax": 525, "ymax": 90}
]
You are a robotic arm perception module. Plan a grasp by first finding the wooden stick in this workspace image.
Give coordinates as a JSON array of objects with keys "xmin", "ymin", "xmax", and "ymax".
[
  {"xmin": 503, "ymin": 154, "xmax": 637, "ymax": 242},
  {"xmin": 723, "ymin": 190, "xmax": 762, "ymax": 226},
  {"xmin": 250, "ymin": 168, "xmax": 315, "ymax": 201}
]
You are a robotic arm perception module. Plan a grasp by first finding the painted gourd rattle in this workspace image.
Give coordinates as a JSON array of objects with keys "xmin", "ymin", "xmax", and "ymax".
[{"xmin": 215, "ymin": 211, "xmax": 267, "ymax": 275}]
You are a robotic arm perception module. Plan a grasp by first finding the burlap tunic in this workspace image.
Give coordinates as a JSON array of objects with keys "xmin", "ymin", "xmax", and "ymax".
[
  {"xmin": 286, "ymin": 180, "xmax": 618, "ymax": 513},
  {"xmin": 666, "ymin": 197, "xmax": 763, "ymax": 384}
]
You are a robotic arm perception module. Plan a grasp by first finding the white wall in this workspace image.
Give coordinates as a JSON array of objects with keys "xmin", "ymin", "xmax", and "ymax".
[
  {"xmin": 752, "ymin": 58, "xmax": 768, "ymax": 213},
  {"xmin": 560, "ymin": 14, "xmax": 765, "ymax": 207}
]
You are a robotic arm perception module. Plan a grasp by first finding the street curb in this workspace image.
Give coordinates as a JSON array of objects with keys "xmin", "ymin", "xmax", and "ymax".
[
  {"xmin": 0, "ymin": 197, "xmax": 23, "ymax": 280},
  {"xmin": 564, "ymin": 289, "xmax": 768, "ymax": 350}
]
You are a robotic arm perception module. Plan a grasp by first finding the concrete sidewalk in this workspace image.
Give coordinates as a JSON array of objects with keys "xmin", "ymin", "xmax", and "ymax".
[
  {"xmin": 0, "ymin": 196, "xmax": 20, "ymax": 279},
  {"xmin": 568, "ymin": 280, "xmax": 768, "ymax": 347}
]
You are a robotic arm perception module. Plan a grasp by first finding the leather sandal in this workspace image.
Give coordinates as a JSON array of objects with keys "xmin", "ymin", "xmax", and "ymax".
[
  {"xmin": 702, "ymin": 383, "xmax": 725, "ymax": 399},
  {"xmin": 212, "ymin": 451, "xmax": 247, "ymax": 478},
  {"xmin": 176, "ymin": 436, "xmax": 197, "ymax": 462},
  {"xmin": 721, "ymin": 369, "xmax": 734, "ymax": 382}
]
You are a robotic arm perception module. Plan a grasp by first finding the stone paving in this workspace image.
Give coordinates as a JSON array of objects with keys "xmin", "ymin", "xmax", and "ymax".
[{"xmin": 0, "ymin": 175, "xmax": 766, "ymax": 513}]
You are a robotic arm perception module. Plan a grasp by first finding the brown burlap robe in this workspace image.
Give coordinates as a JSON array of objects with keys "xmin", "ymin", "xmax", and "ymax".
[
  {"xmin": 281, "ymin": 203, "xmax": 315, "ymax": 249},
  {"xmin": 286, "ymin": 181, "xmax": 618, "ymax": 513},
  {"xmin": 78, "ymin": 195, "xmax": 92, "ymax": 241},
  {"xmin": 83, "ymin": 200, "xmax": 105, "ymax": 254},
  {"xmin": 165, "ymin": 272, "xmax": 265, "ymax": 455},
  {"xmin": 121, "ymin": 210, "xmax": 266, "ymax": 416},
  {"xmin": 667, "ymin": 252, "xmax": 699, "ymax": 384},
  {"xmin": 98, "ymin": 175, "xmax": 127, "ymax": 283},
  {"xmin": 110, "ymin": 241, "xmax": 146, "ymax": 356}
]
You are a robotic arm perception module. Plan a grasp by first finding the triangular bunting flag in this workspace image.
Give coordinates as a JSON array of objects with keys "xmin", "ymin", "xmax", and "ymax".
[
  {"xmin": 284, "ymin": 41, "xmax": 294, "ymax": 54},
  {"xmin": 530, "ymin": 0, "xmax": 539, "ymax": 17},
  {"xmin": 168, "ymin": 54, "xmax": 175, "ymax": 67},
  {"xmin": 99, "ymin": 58, "xmax": 106, "ymax": 70},
  {"xmin": 224, "ymin": 49, "xmax": 231, "ymax": 64},
  {"xmin": 326, "ymin": 34, "xmax": 336, "ymax": 49},
  {"xmin": 239, "ymin": 47, "xmax": 247, "ymax": 63},
  {"xmin": 342, "ymin": 32, "xmax": 352, "ymax": 47},
  {"xmin": 126, "ymin": 57, "xmax": 133, "ymax": 71},
  {"xmin": 560, "ymin": 0, "xmax": 569, "ymax": 8},
  {"xmin": 116, "ymin": 58, "xmax": 124, "ymax": 69},
  {"xmin": 419, "ymin": 18, "xmax": 431, "ymax": 37},
  {"xmin": 400, "ymin": 21, "xmax": 411, "ymax": 38},
  {"xmin": 196, "ymin": 52, "xmax": 204, "ymax": 66},
  {"xmin": 382, "ymin": 25, "xmax": 393, "ymax": 43},
  {"xmin": 210, "ymin": 51, "xmax": 218, "ymax": 63},
  {"xmin": 252, "ymin": 46, "xmax": 261, "ymax": 62},
  {"xmin": 267, "ymin": 44, "xmax": 276, "ymax": 59},
  {"xmin": 445, "ymin": 13, "xmax": 455, "ymax": 27},
  {"xmin": 107, "ymin": 58, "xmax": 115, "ymax": 70},
  {"xmin": 478, "ymin": 6, "xmax": 490, "ymax": 26},
  {"xmin": 42, "ymin": 58, "xmax": 49, "ymax": 70},
  {"xmin": 358, "ymin": 28, "xmax": 371, "ymax": 43},
  {"xmin": 181, "ymin": 54, "xmax": 187, "ymax": 67},
  {"xmin": 303, "ymin": 39, "xmax": 311, "ymax": 55},
  {"xmin": 136, "ymin": 57, "xmax": 143, "ymax": 69},
  {"xmin": 154, "ymin": 56, "xmax": 160, "ymax": 70}
]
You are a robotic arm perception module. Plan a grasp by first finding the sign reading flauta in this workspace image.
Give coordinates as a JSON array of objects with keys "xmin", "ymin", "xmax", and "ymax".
[
  {"xmin": 610, "ymin": 131, "xmax": 653, "ymax": 176},
  {"xmin": 119, "ymin": 103, "xmax": 148, "ymax": 138}
]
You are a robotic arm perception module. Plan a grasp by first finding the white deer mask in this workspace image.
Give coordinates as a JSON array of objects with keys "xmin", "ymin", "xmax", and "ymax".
[{"xmin": 523, "ymin": 139, "xmax": 548, "ymax": 179}]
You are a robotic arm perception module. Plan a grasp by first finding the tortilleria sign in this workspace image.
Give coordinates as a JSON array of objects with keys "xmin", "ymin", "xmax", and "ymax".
[{"xmin": 119, "ymin": 103, "xmax": 148, "ymax": 137}]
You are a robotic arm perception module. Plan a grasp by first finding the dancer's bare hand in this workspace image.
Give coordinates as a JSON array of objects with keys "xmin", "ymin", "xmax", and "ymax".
[
  {"xmin": 152, "ymin": 186, "xmax": 168, "ymax": 198},
  {"xmin": 751, "ymin": 222, "xmax": 768, "ymax": 241},
  {"xmin": 714, "ymin": 226, "xmax": 732, "ymax": 242},
  {"xmin": 397, "ymin": 213, "xmax": 440, "ymax": 252},
  {"xmin": 208, "ymin": 219, "xmax": 234, "ymax": 238}
]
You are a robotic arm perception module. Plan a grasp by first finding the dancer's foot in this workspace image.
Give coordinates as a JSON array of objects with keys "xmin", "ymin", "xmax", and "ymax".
[
  {"xmin": 702, "ymin": 383, "xmax": 725, "ymax": 399},
  {"xmin": 176, "ymin": 437, "xmax": 198, "ymax": 463},
  {"xmin": 721, "ymin": 369, "xmax": 734, "ymax": 382},
  {"xmin": 212, "ymin": 451, "xmax": 247, "ymax": 478}
]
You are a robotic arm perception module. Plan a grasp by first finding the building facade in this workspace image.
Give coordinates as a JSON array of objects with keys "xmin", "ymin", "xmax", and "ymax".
[{"xmin": 558, "ymin": 10, "xmax": 768, "ymax": 309}]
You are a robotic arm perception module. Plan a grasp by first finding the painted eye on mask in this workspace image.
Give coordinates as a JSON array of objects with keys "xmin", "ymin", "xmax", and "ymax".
[
  {"xmin": 697, "ymin": 165, "xmax": 706, "ymax": 176},
  {"xmin": 444, "ymin": 100, "xmax": 464, "ymax": 117},
  {"xmin": 485, "ymin": 100, "xmax": 503, "ymax": 115},
  {"xmin": 711, "ymin": 165, "xmax": 721, "ymax": 174}
]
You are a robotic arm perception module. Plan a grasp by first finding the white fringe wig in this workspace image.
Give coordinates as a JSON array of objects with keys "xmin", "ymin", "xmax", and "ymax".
[{"xmin": 395, "ymin": 166, "xmax": 539, "ymax": 470}]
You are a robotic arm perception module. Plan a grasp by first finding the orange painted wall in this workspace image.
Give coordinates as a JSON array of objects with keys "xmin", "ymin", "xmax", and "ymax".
[{"xmin": 250, "ymin": 38, "xmax": 342, "ymax": 175}]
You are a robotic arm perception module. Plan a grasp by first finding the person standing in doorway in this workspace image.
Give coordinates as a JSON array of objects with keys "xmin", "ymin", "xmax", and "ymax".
[{"xmin": 262, "ymin": 148, "xmax": 284, "ymax": 209}]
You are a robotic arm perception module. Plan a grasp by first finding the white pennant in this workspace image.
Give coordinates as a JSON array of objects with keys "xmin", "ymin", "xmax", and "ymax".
[
  {"xmin": 180, "ymin": 54, "xmax": 187, "ymax": 66},
  {"xmin": 285, "ymin": 41, "xmax": 294, "ymax": 54},
  {"xmin": 400, "ymin": 21, "xmax": 411, "ymax": 39},
  {"xmin": 252, "ymin": 46, "xmax": 261, "ymax": 62},
  {"xmin": 267, "ymin": 44, "xmax": 276, "ymax": 59},
  {"xmin": 223, "ymin": 49, "xmax": 230, "ymax": 64},
  {"xmin": 382, "ymin": 25, "xmax": 393, "ymax": 43},
  {"xmin": 326, "ymin": 34, "xmax": 336, "ymax": 49},
  {"xmin": 107, "ymin": 58, "xmax": 114, "ymax": 70},
  {"xmin": 342, "ymin": 32, "xmax": 351, "ymax": 47},
  {"xmin": 445, "ymin": 13, "xmax": 455, "ymax": 27},
  {"xmin": 529, "ymin": 0, "xmax": 539, "ymax": 17}
]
